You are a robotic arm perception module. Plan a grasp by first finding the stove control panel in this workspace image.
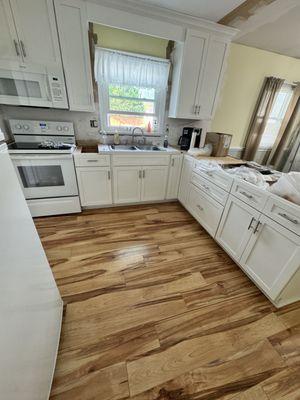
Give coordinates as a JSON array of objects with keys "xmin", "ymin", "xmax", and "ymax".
[{"xmin": 9, "ymin": 119, "xmax": 75, "ymax": 136}]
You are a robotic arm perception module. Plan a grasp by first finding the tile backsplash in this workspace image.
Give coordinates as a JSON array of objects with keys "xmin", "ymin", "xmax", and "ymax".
[{"xmin": 0, "ymin": 104, "xmax": 210, "ymax": 147}]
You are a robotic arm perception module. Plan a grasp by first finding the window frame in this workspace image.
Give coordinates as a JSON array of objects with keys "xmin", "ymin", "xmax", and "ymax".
[
  {"xmin": 259, "ymin": 83, "xmax": 294, "ymax": 150},
  {"xmin": 98, "ymin": 65, "xmax": 167, "ymax": 135}
]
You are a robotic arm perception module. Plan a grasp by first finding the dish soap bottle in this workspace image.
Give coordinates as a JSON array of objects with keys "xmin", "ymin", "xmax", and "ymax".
[
  {"xmin": 163, "ymin": 125, "xmax": 169, "ymax": 148},
  {"xmin": 114, "ymin": 130, "xmax": 120, "ymax": 145}
]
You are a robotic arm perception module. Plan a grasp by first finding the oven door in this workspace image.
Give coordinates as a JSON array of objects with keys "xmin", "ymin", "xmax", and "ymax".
[
  {"xmin": 10, "ymin": 154, "xmax": 78, "ymax": 199},
  {"xmin": 0, "ymin": 68, "xmax": 52, "ymax": 107}
]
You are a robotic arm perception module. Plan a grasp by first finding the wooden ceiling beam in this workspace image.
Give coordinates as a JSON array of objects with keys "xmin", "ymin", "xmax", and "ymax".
[{"xmin": 218, "ymin": 0, "xmax": 277, "ymax": 26}]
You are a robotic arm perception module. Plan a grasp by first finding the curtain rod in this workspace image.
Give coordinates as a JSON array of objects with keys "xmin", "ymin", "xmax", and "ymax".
[{"xmin": 96, "ymin": 46, "xmax": 170, "ymax": 64}]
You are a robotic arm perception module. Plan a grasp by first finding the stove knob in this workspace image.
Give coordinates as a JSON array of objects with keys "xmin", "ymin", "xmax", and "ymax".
[
  {"xmin": 15, "ymin": 124, "xmax": 22, "ymax": 130},
  {"xmin": 57, "ymin": 126, "xmax": 63, "ymax": 131},
  {"xmin": 63, "ymin": 126, "xmax": 69, "ymax": 132},
  {"xmin": 23, "ymin": 124, "xmax": 29, "ymax": 130}
]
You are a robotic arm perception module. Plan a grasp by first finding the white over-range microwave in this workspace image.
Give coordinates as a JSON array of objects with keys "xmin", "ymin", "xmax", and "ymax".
[{"xmin": 0, "ymin": 65, "xmax": 68, "ymax": 109}]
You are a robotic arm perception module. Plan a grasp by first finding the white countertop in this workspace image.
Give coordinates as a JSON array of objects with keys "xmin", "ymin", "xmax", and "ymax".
[{"xmin": 74, "ymin": 144, "xmax": 180, "ymax": 156}]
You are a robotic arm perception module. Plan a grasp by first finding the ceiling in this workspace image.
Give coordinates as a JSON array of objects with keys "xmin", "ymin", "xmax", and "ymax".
[
  {"xmin": 129, "ymin": 0, "xmax": 245, "ymax": 22},
  {"xmin": 235, "ymin": 1, "xmax": 300, "ymax": 59}
]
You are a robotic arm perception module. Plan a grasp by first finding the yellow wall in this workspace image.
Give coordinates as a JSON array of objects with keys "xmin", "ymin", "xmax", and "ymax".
[
  {"xmin": 93, "ymin": 24, "xmax": 168, "ymax": 59},
  {"xmin": 211, "ymin": 43, "xmax": 300, "ymax": 147}
]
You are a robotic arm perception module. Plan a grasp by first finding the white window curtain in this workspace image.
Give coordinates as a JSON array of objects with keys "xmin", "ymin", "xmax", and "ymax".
[{"xmin": 94, "ymin": 48, "xmax": 170, "ymax": 89}]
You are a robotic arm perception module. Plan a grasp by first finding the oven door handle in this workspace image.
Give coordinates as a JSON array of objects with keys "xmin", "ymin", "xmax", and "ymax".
[{"xmin": 10, "ymin": 154, "xmax": 73, "ymax": 160}]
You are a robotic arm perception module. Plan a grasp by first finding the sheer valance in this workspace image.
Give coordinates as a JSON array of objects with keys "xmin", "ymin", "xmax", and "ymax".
[{"xmin": 94, "ymin": 48, "xmax": 170, "ymax": 90}]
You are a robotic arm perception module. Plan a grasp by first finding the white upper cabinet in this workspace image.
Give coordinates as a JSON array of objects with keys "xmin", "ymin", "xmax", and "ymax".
[
  {"xmin": 8, "ymin": 0, "xmax": 62, "ymax": 68},
  {"xmin": 197, "ymin": 35, "xmax": 229, "ymax": 119},
  {"xmin": 169, "ymin": 30, "xmax": 208, "ymax": 119},
  {"xmin": 54, "ymin": 0, "xmax": 95, "ymax": 112},
  {"xmin": 0, "ymin": 0, "xmax": 62, "ymax": 69},
  {"xmin": 0, "ymin": 0, "xmax": 21, "ymax": 64},
  {"xmin": 169, "ymin": 29, "xmax": 230, "ymax": 120}
]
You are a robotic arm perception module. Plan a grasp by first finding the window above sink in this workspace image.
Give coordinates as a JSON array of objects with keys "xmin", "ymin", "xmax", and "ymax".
[{"xmin": 94, "ymin": 48, "xmax": 170, "ymax": 135}]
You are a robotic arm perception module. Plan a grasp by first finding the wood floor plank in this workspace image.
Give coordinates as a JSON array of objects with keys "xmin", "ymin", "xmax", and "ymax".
[
  {"xmin": 33, "ymin": 203, "xmax": 300, "ymax": 400},
  {"xmin": 50, "ymin": 362, "xmax": 129, "ymax": 400},
  {"xmin": 129, "ymin": 339, "xmax": 284, "ymax": 400},
  {"xmin": 127, "ymin": 314, "xmax": 286, "ymax": 396}
]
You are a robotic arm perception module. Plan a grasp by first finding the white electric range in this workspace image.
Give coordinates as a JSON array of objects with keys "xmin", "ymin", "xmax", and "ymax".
[{"xmin": 8, "ymin": 119, "xmax": 81, "ymax": 217}]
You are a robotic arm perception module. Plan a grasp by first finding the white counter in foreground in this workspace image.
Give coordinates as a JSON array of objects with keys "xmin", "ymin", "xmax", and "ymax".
[{"xmin": 0, "ymin": 143, "xmax": 63, "ymax": 400}]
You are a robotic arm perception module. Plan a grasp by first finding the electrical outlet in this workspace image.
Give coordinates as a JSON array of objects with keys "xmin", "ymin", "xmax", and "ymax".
[{"xmin": 90, "ymin": 119, "xmax": 98, "ymax": 128}]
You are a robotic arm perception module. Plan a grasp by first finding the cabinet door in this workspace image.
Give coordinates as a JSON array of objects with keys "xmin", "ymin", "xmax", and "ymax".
[
  {"xmin": 178, "ymin": 156, "xmax": 193, "ymax": 206},
  {"xmin": 197, "ymin": 35, "xmax": 229, "ymax": 119},
  {"xmin": 113, "ymin": 166, "xmax": 141, "ymax": 204},
  {"xmin": 240, "ymin": 215, "xmax": 300, "ymax": 300},
  {"xmin": 9, "ymin": 0, "xmax": 62, "ymax": 68},
  {"xmin": 216, "ymin": 195, "xmax": 261, "ymax": 261},
  {"xmin": 76, "ymin": 167, "xmax": 112, "ymax": 207},
  {"xmin": 54, "ymin": 0, "xmax": 94, "ymax": 112},
  {"xmin": 188, "ymin": 183, "xmax": 224, "ymax": 237},
  {"xmin": 169, "ymin": 29, "xmax": 209, "ymax": 119},
  {"xmin": 0, "ymin": 0, "xmax": 21, "ymax": 64},
  {"xmin": 141, "ymin": 166, "xmax": 168, "ymax": 202},
  {"xmin": 166, "ymin": 154, "xmax": 183, "ymax": 199}
]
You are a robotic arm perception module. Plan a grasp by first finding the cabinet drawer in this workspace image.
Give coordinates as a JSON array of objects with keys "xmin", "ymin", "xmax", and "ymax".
[
  {"xmin": 191, "ymin": 172, "xmax": 228, "ymax": 206},
  {"xmin": 74, "ymin": 155, "xmax": 110, "ymax": 167},
  {"xmin": 188, "ymin": 184, "xmax": 224, "ymax": 237},
  {"xmin": 193, "ymin": 162, "xmax": 233, "ymax": 192},
  {"xmin": 263, "ymin": 195, "xmax": 300, "ymax": 236},
  {"xmin": 112, "ymin": 154, "xmax": 170, "ymax": 166},
  {"xmin": 231, "ymin": 179, "xmax": 269, "ymax": 211}
]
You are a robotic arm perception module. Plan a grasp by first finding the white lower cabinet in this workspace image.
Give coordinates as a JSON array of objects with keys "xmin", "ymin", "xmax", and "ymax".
[
  {"xmin": 240, "ymin": 214, "xmax": 300, "ymax": 300},
  {"xmin": 76, "ymin": 166, "xmax": 112, "ymax": 207},
  {"xmin": 215, "ymin": 195, "xmax": 261, "ymax": 261},
  {"xmin": 166, "ymin": 154, "xmax": 183, "ymax": 199},
  {"xmin": 113, "ymin": 166, "xmax": 141, "ymax": 204},
  {"xmin": 141, "ymin": 166, "xmax": 169, "ymax": 202},
  {"xmin": 178, "ymin": 156, "xmax": 193, "ymax": 207},
  {"xmin": 188, "ymin": 183, "xmax": 224, "ymax": 237}
]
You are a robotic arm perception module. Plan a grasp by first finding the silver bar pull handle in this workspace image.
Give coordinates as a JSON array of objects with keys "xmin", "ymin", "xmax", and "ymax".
[
  {"xmin": 143, "ymin": 170, "xmax": 145, "ymax": 178},
  {"xmin": 197, "ymin": 204, "xmax": 204, "ymax": 211},
  {"xmin": 139, "ymin": 170, "xmax": 142, "ymax": 179},
  {"xmin": 247, "ymin": 217, "xmax": 255, "ymax": 230},
  {"xmin": 240, "ymin": 191, "xmax": 254, "ymax": 200},
  {"xmin": 278, "ymin": 212, "xmax": 298, "ymax": 224},
  {"xmin": 87, "ymin": 159, "xmax": 98, "ymax": 162},
  {"xmin": 172, "ymin": 158, "xmax": 175, "ymax": 167},
  {"xmin": 254, "ymin": 221, "xmax": 261, "ymax": 234},
  {"xmin": 20, "ymin": 40, "xmax": 26, "ymax": 57},
  {"xmin": 13, "ymin": 40, "xmax": 20, "ymax": 56},
  {"xmin": 107, "ymin": 170, "xmax": 111, "ymax": 180}
]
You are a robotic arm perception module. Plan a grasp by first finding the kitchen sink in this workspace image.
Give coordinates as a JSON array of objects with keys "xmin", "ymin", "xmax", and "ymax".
[
  {"xmin": 109, "ymin": 145, "xmax": 138, "ymax": 151},
  {"xmin": 137, "ymin": 145, "xmax": 166, "ymax": 151}
]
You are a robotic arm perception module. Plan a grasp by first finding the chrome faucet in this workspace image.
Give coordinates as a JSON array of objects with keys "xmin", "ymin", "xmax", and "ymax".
[{"xmin": 131, "ymin": 127, "xmax": 145, "ymax": 145}]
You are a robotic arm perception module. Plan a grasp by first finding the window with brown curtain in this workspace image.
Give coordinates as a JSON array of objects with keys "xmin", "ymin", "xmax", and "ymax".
[{"xmin": 243, "ymin": 76, "xmax": 284, "ymax": 161}]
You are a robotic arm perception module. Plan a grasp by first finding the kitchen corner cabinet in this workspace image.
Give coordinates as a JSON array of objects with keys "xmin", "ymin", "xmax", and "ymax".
[
  {"xmin": 77, "ymin": 166, "xmax": 112, "ymax": 207},
  {"xmin": 54, "ymin": 0, "xmax": 95, "ymax": 112},
  {"xmin": 166, "ymin": 154, "xmax": 183, "ymax": 199},
  {"xmin": 169, "ymin": 29, "xmax": 230, "ymax": 120},
  {"xmin": 0, "ymin": 0, "xmax": 62, "ymax": 68}
]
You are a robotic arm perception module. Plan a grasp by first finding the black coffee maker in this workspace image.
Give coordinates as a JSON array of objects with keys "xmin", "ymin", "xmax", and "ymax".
[{"xmin": 178, "ymin": 127, "xmax": 201, "ymax": 150}]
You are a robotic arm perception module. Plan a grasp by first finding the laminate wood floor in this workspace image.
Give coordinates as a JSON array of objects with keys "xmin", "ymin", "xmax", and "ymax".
[{"xmin": 34, "ymin": 202, "xmax": 300, "ymax": 400}]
